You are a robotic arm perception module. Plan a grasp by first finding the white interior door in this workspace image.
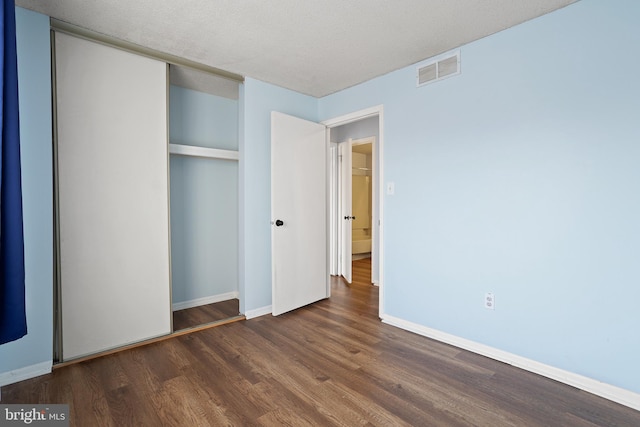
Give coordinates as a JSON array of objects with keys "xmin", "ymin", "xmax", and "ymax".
[
  {"xmin": 55, "ymin": 33, "xmax": 171, "ymax": 360},
  {"xmin": 339, "ymin": 140, "xmax": 353, "ymax": 283},
  {"xmin": 271, "ymin": 112, "xmax": 328, "ymax": 316}
]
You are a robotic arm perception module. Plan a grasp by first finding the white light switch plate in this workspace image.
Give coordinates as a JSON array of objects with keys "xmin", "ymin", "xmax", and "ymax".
[{"xmin": 386, "ymin": 182, "xmax": 395, "ymax": 195}]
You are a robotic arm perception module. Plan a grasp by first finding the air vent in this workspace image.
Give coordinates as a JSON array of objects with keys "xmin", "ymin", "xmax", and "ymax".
[
  {"xmin": 416, "ymin": 50, "xmax": 460, "ymax": 87},
  {"xmin": 417, "ymin": 63, "xmax": 437, "ymax": 85}
]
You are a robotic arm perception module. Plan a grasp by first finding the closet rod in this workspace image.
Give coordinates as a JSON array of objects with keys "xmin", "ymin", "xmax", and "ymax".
[{"xmin": 50, "ymin": 18, "xmax": 244, "ymax": 84}]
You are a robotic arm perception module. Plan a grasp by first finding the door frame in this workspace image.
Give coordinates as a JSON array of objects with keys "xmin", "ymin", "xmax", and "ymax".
[{"xmin": 322, "ymin": 105, "xmax": 385, "ymax": 318}]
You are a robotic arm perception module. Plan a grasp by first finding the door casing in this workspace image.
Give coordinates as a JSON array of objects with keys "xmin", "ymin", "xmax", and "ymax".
[{"xmin": 323, "ymin": 105, "xmax": 385, "ymax": 318}]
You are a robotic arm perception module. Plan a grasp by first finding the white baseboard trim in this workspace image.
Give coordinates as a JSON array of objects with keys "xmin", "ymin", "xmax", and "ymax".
[
  {"xmin": 245, "ymin": 305, "xmax": 272, "ymax": 320},
  {"xmin": 381, "ymin": 314, "xmax": 640, "ymax": 412},
  {"xmin": 0, "ymin": 360, "xmax": 52, "ymax": 387},
  {"xmin": 172, "ymin": 291, "xmax": 239, "ymax": 312}
]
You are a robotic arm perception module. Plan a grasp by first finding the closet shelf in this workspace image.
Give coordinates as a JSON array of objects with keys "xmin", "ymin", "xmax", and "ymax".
[{"xmin": 169, "ymin": 143, "xmax": 239, "ymax": 161}]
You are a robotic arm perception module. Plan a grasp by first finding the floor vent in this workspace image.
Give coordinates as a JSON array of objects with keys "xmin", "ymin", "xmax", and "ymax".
[{"xmin": 416, "ymin": 50, "xmax": 460, "ymax": 87}]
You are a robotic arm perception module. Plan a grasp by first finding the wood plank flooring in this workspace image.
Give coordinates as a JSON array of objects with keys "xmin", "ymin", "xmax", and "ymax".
[
  {"xmin": 173, "ymin": 299, "xmax": 240, "ymax": 331},
  {"xmin": 4, "ymin": 258, "xmax": 640, "ymax": 426},
  {"xmin": 352, "ymin": 257, "xmax": 373, "ymax": 286}
]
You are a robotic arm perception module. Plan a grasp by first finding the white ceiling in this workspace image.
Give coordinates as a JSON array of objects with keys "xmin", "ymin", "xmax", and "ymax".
[{"xmin": 16, "ymin": 0, "xmax": 577, "ymax": 97}]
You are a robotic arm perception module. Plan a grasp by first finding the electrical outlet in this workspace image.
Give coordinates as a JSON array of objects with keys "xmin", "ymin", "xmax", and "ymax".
[{"xmin": 484, "ymin": 292, "xmax": 495, "ymax": 310}]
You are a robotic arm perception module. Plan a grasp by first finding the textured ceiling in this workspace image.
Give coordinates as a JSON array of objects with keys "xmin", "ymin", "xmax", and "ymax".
[{"xmin": 16, "ymin": 0, "xmax": 577, "ymax": 97}]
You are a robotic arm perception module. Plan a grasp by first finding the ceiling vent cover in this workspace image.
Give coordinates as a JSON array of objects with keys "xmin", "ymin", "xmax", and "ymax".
[{"xmin": 417, "ymin": 50, "xmax": 460, "ymax": 87}]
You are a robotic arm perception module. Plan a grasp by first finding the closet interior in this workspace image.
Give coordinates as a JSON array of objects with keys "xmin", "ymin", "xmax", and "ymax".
[{"xmin": 168, "ymin": 65, "xmax": 241, "ymax": 331}]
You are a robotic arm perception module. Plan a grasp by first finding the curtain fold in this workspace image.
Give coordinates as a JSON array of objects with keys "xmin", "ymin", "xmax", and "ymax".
[{"xmin": 0, "ymin": 0, "xmax": 27, "ymax": 345}]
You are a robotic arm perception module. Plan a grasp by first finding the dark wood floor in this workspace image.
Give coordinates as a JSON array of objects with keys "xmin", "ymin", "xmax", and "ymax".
[
  {"xmin": 4, "ymin": 258, "xmax": 640, "ymax": 426},
  {"xmin": 173, "ymin": 299, "xmax": 240, "ymax": 331}
]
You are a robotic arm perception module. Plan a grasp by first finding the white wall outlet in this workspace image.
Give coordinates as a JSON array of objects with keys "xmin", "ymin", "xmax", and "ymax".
[
  {"xmin": 386, "ymin": 182, "xmax": 395, "ymax": 195},
  {"xmin": 484, "ymin": 292, "xmax": 495, "ymax": 310}
]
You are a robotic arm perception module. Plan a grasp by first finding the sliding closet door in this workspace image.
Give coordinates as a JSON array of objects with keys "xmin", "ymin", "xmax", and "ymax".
[{"xmin": 55, "ymin": 32, "xmax": 171, "ymax": 360}]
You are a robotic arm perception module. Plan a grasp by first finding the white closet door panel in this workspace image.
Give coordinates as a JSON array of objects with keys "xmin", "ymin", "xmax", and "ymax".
[{"xmin": 55, "ymin": 33, "xmax": 171, "ymax": 360}]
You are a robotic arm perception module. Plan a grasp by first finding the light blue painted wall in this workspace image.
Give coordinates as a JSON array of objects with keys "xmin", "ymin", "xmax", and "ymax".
[
  {"xmin": 333, "ymin": 116, "xmax": 379, "ymax": 143},
  {"xmin": 240, "ymin": 78, "xmax": 317, "ymax": 313},
  {"xmin": 170, "ymin": 157, "xmax": 238, "ymax": 303},
  {"xmin": 169, "ymin": 85, "xmax": 238, "ymax": 150},
  {"xmin": 169, "ymin": 86, "xmax": 239, "ymax": 304},
  {"xmin": 0, "ymin": 8, "xmax": 53, "ymax": 375},
  {"xmin": 319, "ymin": 0, "xmax": 640, "ymax": 393}
]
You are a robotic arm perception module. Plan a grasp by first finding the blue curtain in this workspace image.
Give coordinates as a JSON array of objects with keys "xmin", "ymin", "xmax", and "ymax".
[{"xmin": 0, "ymin": 0, "xmax": 27, "ymax": 345}]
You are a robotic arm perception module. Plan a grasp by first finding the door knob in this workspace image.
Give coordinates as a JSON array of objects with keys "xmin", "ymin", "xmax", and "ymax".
[
  {"xmin": 344, "ymin": 216, "xmax": 356, "ymax": 220},
  {"xmin": 275, "ymin": 219, "xmax": 284, "ymax": 226}
]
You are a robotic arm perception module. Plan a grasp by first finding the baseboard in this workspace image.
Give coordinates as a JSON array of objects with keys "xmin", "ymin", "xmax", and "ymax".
[
  {"xmin": 381, "ymin": 314, "xmax": 640, "ymax": 412},
  {"xmin": 0, "ymin": 361, "xmax": 52, "ymax": 387},
  {"xmin": 245, "ymin": 305, "xmax": 272, "ymax": 319},
  {"xmin": 172, "ymin": 291, "xmax": 239, "ymax": 312}
]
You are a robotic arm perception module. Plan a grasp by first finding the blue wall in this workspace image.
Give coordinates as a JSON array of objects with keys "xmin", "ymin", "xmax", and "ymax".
[
  {"xmin": 332, "ymin": 116, "xmax": 379, "ymax": 143},
  {"xmin": 240, "ymin": 78, "xmax": 317, "ymax": 313},
  {"xmin": 319, "ymin": 0, "xmax": 640, "ymax": 393},
  {"xmin": 170, "ymin": 156, "xmax": 239, "ymax": 303},
  {"xmin": 170, "ymin": 85, "xmax": 238, "ymax": 150},
  {"xmin": 0, "ymin": 8, "xmax": 53, "ymax": 377},
  {"xmin": 169, "ymin": 86, "xmax": 239, "ymax": 304}
]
